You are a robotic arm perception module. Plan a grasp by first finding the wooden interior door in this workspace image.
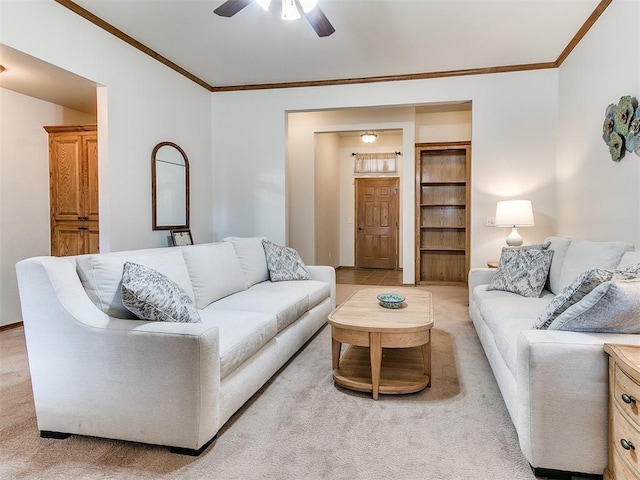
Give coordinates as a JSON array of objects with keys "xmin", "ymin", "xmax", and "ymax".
[
  {"xmin": 355, "ymin": 177, "xmax": 399, "ymax": 269},
  {"xmin": 46, "ymin": 125, "xmax": 99, "ymax": 256}
]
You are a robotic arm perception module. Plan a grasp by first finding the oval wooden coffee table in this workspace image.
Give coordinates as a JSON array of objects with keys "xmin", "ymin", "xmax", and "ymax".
[{"xmin": 328, "ymin": 287, "xmax": 433, "ymax": 400}]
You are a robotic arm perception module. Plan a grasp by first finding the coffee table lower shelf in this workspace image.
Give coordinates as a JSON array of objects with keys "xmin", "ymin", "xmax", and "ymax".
[{"xmin": 333, "ymin": 345, "xmax": 430, "ymax": 395}]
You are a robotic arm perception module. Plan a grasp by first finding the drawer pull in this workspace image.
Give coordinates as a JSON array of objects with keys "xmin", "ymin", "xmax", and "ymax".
[
  {"xmin": 622, "ymin": 393, "xmax": 637, "ymax": 404},
  {"xmin": 621, "ymin": 438, "xmax": 636, "ymax": 451}
]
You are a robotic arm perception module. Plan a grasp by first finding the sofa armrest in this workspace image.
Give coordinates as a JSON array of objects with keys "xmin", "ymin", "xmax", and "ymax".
[
  {"xmin": 307, "ymin": 265, "xmax": 336, "ymax": 309},
  {"xmin": 515, "ymin": 329, "xmax": 640, "ymax": 473},
  {"xmin": 468, "ymin": 267, "xmax": 496, "ymax": 306},
  {"xmin": 16, "ymin": 256, "xmax": 221, "ymax": 450}
]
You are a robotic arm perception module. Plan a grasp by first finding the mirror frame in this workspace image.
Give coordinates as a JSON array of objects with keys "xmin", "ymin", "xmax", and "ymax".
[{"xmin": 151, "ymin": 141, "xmax": 190, "ymax": 231}]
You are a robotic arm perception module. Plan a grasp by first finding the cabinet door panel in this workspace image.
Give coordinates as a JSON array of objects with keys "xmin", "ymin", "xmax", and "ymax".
[
  {"xmin": 52, "ymin": 224, "xmax": 85, "ymax": 257},
  {"xmin": 50, "ymin": 136, "xmax": 83, "ymax": 221},
  {"xmin": 84, "ymin": 136, "xmax": 99, "ymax": 221}
]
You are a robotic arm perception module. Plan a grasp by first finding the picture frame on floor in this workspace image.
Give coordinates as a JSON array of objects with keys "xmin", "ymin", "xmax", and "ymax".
[{"xmin": 170, "ymin": 229, "xmax": 193, "ymax": 247}]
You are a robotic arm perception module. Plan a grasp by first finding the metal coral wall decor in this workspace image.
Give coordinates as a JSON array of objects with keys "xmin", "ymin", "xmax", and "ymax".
[{"xmin": 602, "ymin": 95, "xmax": 640, "ymax": 161}]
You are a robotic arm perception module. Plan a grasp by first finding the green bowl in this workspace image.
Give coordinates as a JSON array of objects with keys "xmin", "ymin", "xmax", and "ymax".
[{"xmin": 377, "ymin": 293, "xmax": 405, "ymax": 309}]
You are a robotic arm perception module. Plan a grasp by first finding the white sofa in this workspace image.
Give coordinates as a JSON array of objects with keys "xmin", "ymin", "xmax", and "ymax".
[
  {"xmin": 469, "ymin": 237, "xmax": 640, "ymax": 478},
  {"xmin": 15, "ymin": 237, "xmax": 335, "ymax": 455}
]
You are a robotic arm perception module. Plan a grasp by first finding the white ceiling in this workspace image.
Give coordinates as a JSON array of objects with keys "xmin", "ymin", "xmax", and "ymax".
[
  {"xmin": 70, "ymin": 0, "xmax": 602, "ymax": 88},
  {"xmin": 0, "ymin": 0, "xmax": 606, "ymax": 113}
]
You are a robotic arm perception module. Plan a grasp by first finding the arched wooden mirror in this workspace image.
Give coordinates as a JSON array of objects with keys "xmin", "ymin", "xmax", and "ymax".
[{"xmin": 152, "ymin": 142, "xmax": 190, "ymax": 230}]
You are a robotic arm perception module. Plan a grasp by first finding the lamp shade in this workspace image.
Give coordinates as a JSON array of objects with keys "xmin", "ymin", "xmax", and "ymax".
[{"xmin": 495, "ymin": 200, "xmax": 535, "ymax": 227}]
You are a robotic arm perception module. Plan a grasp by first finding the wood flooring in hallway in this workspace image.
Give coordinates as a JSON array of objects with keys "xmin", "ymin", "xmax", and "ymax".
[{"xmin": 335, "ymin": 267, "xmax": 404, "ymax": 286}]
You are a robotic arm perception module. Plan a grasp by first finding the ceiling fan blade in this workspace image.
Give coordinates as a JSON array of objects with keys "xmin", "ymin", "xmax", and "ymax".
[
  {"xmin": 300, "ymin": 4, "xmax": 335, "ymax": 37},
  {"xmin": 214, "ymin": 0, "xmax": 254, "ymax": 17}
]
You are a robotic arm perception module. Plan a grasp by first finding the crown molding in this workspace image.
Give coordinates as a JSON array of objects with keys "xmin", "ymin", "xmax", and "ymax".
[{"xmin": 54, "ymin": 0, "xmax": 611, "ymax": 93}]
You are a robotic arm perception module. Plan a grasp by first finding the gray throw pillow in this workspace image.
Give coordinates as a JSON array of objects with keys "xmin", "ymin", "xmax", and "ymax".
[
  {"xmin": 487, "ymin": 246, "xmax": 554, "ymax": 298},
  {"xmin": 533, "ymin": 268, "xmax": 617, "ymax": 330},
  {"xmin": 548, "ymin": 279, "xmax": 640, "ymax": 333},
  {"xmin": 121, "ymin": 262, "xmax": 201, "ymax": 323},
  {"xmin": 262, "ymin": 240, "xmax": 311, "ymax": 282},
  {"xmin": 534, "ymin": 265, "xmax": 640, "ymax": 330}
]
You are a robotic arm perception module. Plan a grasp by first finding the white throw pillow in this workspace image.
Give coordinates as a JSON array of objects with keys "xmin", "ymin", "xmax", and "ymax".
[
  {"xmin": 77, "ymin": 249, "xmax": 195, "ymax": 319},
  {"xmin": 181, "ymin": 242, "xmax": 248, "ymax": 308},
  {"xmin": 618, "ymin": 252, "xmax": 640, "ymax": 270},
  {"xmin": 544, "ymin": 237, "xmax": 572, "ymax": 295},
  {"xmin": 223, "ymin": 236, "xmax": 269, "ymax": 287},
  {"xmin": 548, "ymin": 279, "xmax": 640, "ymax": 333},
  {"xmin": 121, "ymin": 262, "xmax": 201, "ymax": 323},
  {"xmin": 262, "ymin": 240, "xmax": 311, "ymax": 282}
]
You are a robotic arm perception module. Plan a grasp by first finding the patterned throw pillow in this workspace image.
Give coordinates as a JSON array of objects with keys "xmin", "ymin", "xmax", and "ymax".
[
  {"xmin": 487, "ymin": 246, "xmax": 554, "ymax": 298},
  {"xmin": 121, "ymin": 262, "xmax": 201, "ymax": 323},
  {"xmin": 262, "ymin": 240, "xmax": 312, "ymax": 282}
]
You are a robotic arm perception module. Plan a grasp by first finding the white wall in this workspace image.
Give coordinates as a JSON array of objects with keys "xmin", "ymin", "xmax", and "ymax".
[
  {"xmin": 557, "ymin": 0, "xmax": 640, "ymax": 245},
  {"xmin": 314, "ymin": 133, "xmax": 340, "ymax": 267},
  {"xmin": 416, "ymin": 110, "xmax": 472, "ymax": 143},
  {"xmin": 214, "ymin": 70, "xmax": 558, "ymax": 282},
  {"xmin": 1, "ymin": 0, "xmax": 213, "ymax": 254},
  {"xmin": 0, "ymin": 88, "xmax": 95, "ymax": 327},
  {"xmin": 1, "ymin": 1, "xmax": 213, "ymax": 325}
]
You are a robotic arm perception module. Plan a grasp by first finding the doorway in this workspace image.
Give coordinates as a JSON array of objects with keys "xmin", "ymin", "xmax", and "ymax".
[{"xmin": 354, "ymin": 177, "xmax": 400, "ymax": 269}]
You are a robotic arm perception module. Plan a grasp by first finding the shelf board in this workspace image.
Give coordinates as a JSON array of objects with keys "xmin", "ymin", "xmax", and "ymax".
[
  {"xmin": 420, "ymin": 204, "xmax": 466, "ymax": 208},
  {"xmin": 420, "ymin": 247, "xmax": 466, "ymax": 252},
  {"xmin": 420, "ymin": 225, "xmax": 465, "ymax": 230},
  {"xmin": 420, "ymin": 181, "xmax": 466, "ymax": 186}
]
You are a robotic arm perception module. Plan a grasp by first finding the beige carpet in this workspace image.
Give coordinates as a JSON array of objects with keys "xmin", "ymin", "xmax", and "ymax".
[{"xmin": 1, "ymin": 285, "xmax": 542, "ymax": 479}]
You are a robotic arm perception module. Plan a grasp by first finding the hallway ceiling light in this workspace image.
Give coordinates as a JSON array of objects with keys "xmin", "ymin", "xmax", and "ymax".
[{"xmin": 361, "ymin": 132, "xmax": 377, "ymax": 144}]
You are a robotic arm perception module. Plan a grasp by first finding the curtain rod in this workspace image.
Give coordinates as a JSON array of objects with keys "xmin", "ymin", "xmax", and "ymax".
[{"xmin": 351, "ymin": 152, "xmax": 402, "ymax": 156}]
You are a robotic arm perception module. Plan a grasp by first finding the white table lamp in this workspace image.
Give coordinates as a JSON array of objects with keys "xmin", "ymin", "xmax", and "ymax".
[{"xmin": 495, "ymin": 199, "xmax": 535, "ymax": 246}]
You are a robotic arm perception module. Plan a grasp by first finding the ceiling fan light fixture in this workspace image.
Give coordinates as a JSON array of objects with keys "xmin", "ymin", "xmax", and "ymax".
[
  {"xmin": 361, "ymin": 132, "xmax": 377, "ymax": 144},
  {"xmin": 281, "ymin": 0, "xmax": 301, "ymax": 20},
  {"xmin": 256, "ymin": 0, "xmax": 271, "ymax": 11}
]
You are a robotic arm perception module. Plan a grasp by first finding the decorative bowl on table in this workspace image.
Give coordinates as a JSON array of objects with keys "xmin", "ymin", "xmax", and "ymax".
[{"xmin": 377, "ymin": 293, "xmax": 405, "ymax": 309}]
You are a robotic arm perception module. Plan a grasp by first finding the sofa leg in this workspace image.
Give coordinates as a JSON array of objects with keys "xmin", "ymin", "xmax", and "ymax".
[
  {"xmin": 170, "ymin": 435, "xmax": 217, "ymax": 456},
  {"xmin": 531, "ymin": 466, "xmax": 603, "ymax": 479},
  {"xmin": 40, "ymin": 431, "xmax": 71, "ymax": 439}
]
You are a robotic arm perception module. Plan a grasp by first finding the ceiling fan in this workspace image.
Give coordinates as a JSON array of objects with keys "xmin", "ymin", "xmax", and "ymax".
[{"xmin": 214, "ymin": 0, "xmax": 335, "ymax": 37}]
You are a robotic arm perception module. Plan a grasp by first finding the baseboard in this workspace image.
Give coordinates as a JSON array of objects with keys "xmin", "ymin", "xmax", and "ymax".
[
  {"xmin": 0, "ymin": 321, "xmax": 23, "ymax": 332},
  {"xmin": 531, "ymin": 466, "xmax": 603, "ymax": 479},
  {"xmin": 170, "ymin": 435, "xmax": 217, "ymax": 456}
]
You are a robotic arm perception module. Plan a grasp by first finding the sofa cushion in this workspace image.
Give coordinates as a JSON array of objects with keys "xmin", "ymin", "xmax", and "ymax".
[
  {"xmin": 618, "ymin": 251, "xmax": 640, "ymax": 270},
  {"xmin": 77, "ymin": 249, "xmax": 195, "ymax": 319},
  {"xmin": 262, "ymin": 240, "xmax": 311, "ymax": 282},
  {"xmin": 545, "ymin": 237, "xmax": 572, "ymax": 294},
  {"xmin": 208, "ymin": 285, "xmax": 310, "ymax": 332},
  {"xmin": 248, "ymin": 279, "xmax": 330, "ymax": 311},
  {"xmin": 181, "ymin": 242, "xmax": 247, "ymax": 308},
  {"xmin": 121, "ymin": 262, "xmax": 201, "ymax": 323},
  {"xmin": 199, "ymin": 309, "xmax": 277, "ymax": 380},
  {"xmin": 475, "ymin": 288, "xmax": 552, "ymax": 374},
  {"xmin": 223, "ymin": 236, "xmax": 269, "ymax": 287},
  {"xmin": 487, "ymin": 246, "xmax": 553, "ymax": 297},
  {"xmin": 556, "ymin": 239, "xmax": 634, "ymax": 293},
  {"xmin": 548, "ymin": 279, "xmax": 640, "ymax": 333}
]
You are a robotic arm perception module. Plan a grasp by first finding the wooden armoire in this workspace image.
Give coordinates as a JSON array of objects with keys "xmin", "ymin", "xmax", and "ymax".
[{"xmin": 44, "ymin": 125, "xmax": 99, "ymax": 256}]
